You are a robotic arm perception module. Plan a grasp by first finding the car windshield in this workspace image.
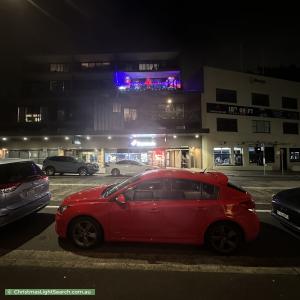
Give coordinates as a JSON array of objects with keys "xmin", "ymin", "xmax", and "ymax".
[{"xmin": 102, "ymin": 174, "xmax": 142, "ymax": 197}]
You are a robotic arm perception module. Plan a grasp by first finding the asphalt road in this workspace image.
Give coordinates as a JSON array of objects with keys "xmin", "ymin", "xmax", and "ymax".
[{"xmin": 0, "ymin": 173, "xmax": 300, "ymax": 299}]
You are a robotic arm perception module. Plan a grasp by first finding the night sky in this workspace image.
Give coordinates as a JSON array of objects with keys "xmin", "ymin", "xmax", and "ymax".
[{"xmin": 0, "ymin": 0, "xmax": 300, "ymax": 71}]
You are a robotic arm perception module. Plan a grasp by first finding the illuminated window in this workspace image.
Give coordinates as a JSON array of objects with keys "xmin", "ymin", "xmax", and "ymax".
[
  {"xmin": 290, "ymin": 148, "xmax": 300, "ymax": 162},
  {"xmin": 124, "ymin": 108, "xmax": 137, "ymax": 121},
  {"xmin": 81, "ymin": 62, "xmax": 110, "ymax": 70},
  {"xmin": 213, "ymin": 147, "xmax": 232, "ymax": 165},
  {"xmin": 139, "ymin": 63, "xmax": 159, "ymax": 71},
  {"xmin": 113, "ymin": 103, "xmax": 121, "ymax": 113},
  {"xmin": 157, "ymin": 103, "xmax": 184, "ymax": 119},
  {"xmin": 50, "ymin": 64, "xmax": 69, "ymax": 72}
]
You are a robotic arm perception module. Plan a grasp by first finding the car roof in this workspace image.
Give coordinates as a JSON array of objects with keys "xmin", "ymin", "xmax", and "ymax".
[
  {"xmin": 140, "ymin": 169, "xmax": 229, "ymax": 185},
  {"xmin": 0, "ymin": 158, "xmax": 34, "ymax": 165}
]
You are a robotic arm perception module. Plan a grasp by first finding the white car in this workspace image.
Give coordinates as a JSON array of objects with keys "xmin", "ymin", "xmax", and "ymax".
[{"xmin": 106, "ymin": 160, "xmax": 158, "ymax": 176}]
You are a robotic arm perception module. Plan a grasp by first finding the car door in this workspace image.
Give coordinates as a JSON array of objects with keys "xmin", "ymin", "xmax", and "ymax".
[
  {"xmin": 108, "ymin": 179, "xmax": 164, "ymax": 241},
  {"xmin": 156, "ymin": 178, "xmax": 220, "ymax": 242}
]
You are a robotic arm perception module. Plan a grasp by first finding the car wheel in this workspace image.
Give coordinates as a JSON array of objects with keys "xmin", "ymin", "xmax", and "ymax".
[
  {"xmin": 111, "ymin": 168, "xmax": 120, "ymax": 176},
  {"xmin": 45, "ymin": 166, "xmax": 55, "ymax": 176},
  {"xmin": 69, "ymin": 217, "xmax": 102, "ymax": 249},
  {"xmin": 205, "ymin": 222, "xmax": 242, "ymax": 255},
  {"xmin": 78, "ymin": 167, "xmax": 88, "ymax": 176}
]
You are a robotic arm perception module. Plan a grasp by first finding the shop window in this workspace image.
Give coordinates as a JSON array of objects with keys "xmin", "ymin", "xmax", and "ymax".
[
  {"xmin": 124, "ymin": 108, "xmax": 137, "ymax": 121},
  {"xmin": 252, "ymin": 120, "xmax": 270, "ymax": 133},
  {"xmin": 233, "ymin": 147, "xmax": 243, "ymax": 166},
  {"xmin": 113, "ymin": 103, "xmax": 121, "ymax": 113},
  {"xmin": 217, "ymin": 118, "xmax": 238, "ymax": 132},
  {"xmin": 290, "ymin": 148, "xmax": 300, "ymax": 162},
  {"xmin": 265, "ymin": 147, "xmax": 275, "ymax": 163},
  {"xmin": 248, "ymin": 146, "xmax": 264, "ymax": 165},
  {"xmin": 214, "ymin": 147, "xmax": 232, "ymax": 165},
  {"xmin": 283, "ymin": 122, "xmax": 299, "ymax": 134},
  {"xmin": 282, "ymin": 97, "xmax": 298, "ymax": 109},
  {"xmin": 252, "ymin": 93, "xmax": 270, "ymax": 106},
  {"xmin": 216, "ymin": 88, "xmax": 237, "ymax": 103}
]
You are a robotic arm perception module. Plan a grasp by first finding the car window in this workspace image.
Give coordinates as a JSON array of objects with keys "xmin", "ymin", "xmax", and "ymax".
[
  {"xmin": 0, "ymin": 162, "xmax": 43, "ymax": 184},
  {"xmin": 171, "ymin": 179, "xmax": 218, "ymax": 200},
  {"xmin": 116, "ymin": 160, "xmax": 127, "ymax": 165},
  {"xmin": 130, "ymin": 161, "xmax": 142, "ymax": 166},
  {"xmin": 125, "ymin": 179, "xmax": 164, "ymax": 201}
]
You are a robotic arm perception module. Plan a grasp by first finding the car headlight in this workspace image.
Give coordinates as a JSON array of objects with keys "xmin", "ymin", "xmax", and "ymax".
[{"xmin": 58, "ymin": 205, "xmax": 69, "ymax": 214}]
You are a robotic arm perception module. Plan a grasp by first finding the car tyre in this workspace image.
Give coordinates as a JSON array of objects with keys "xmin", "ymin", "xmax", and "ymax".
[
  {"xmin": 78, "ymin": 167, "xmax": 88, "ymax": 176},
  {"xmin": 69, "ymin": 217, "xmax": 103, "ymax": 249},
  {"xmin": 205, "ymin": 222, "xmax": 242, "ymax": 255},
  {"xmin": 45, "ymin": 166, "xmax": 55, "ymax": 176},
  {"xmin": 111, "ymin": 168, "xmax": 120, "ymax": 176}
]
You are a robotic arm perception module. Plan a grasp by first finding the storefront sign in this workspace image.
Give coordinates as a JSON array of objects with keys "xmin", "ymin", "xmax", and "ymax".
[
  {"xmin": 207, "ymin": 103, "xmax": 299, "ymax": 120},
  {"xmin": 131, "ymin": 139, "xmax": 156, "ymax": 147}
]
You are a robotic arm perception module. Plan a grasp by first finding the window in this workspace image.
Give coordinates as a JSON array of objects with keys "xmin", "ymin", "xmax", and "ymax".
[
  {"xmin": 217, "ymin": 118, "xmax": 238, "ymax": 132},
  {"xmin": 171, "ymin": 179, "xmax": 218, "ymax": 200},
  {"xmin": 252, "ymin": 93, "xmax": 270, "ymax": 106},
  {"xmin": 282, "ymin": 97, "xmax": 298, "ymax": 109},
  {"xmin": 157, "ymin": 103, "xmax": 184, "ymax": 120},
  {"xmin": 252, "ymin": 120, "xmax": 271, "ymax": 133},
  {"xmin": 216, "ymin": 88, "xmax": 237, "ymax": 103},
  {"xmin": 139, "ymin": 63, "xmax": 159, "ymax": 71},
  {"xmin": 50, "ymin": 63, "xmax": 69, "ymax": 72},
  {"xmin": 18, "ymin": 107, "xmax": 42, "ymax": 123},
  {"xmin": 124, "ymin": 108, "xmax": 137, "ymax": 121},
  {"xmin": 214, "ymin": 147, "xmax": 232, "ymax": 165},
  {"xmin": 81, "ymin": 62, "xmax": 110, "ymax": 70},
  {"xmin": 283, "ymin": 122, "xmax": 299, "ymax": 134},
  {"xmin": 50, "ymin": 80, "xmax": 65, "ymax": 93},
  {"xmin": 290, "ymin": 148, "xmax": 300, "ymax": 162},
  {"xmin": 113, "ymin": 103, "xmax": 121, "ymax": 113},
  {"xmin": 127, "ymin": 179, "xmax": 164, "ymax": 201}
]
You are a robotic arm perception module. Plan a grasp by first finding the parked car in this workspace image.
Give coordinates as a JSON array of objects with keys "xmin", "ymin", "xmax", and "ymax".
[
  {"xmin": 0, "ymin": 159, "xmax": 51, "ymax": 228},
  {"xmin": 106, "ymin": 159, "xmax": 158, "ymax": 176},
  {"xmin": 56, "ymin": 169, "xmax": 260, "ymax": 254},
  {"xmin": 43, "ymin": 156, "xmax": 99, "ymax": 176},
  {"xmin": 271, "ymin": 188, "xmax": 300, "ymax": 233}
]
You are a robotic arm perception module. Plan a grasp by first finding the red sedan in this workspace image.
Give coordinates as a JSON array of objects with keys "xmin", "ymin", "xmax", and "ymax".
[{"xmin": 55, "ymin": 169, "xmax": 259, "ymax": 254}]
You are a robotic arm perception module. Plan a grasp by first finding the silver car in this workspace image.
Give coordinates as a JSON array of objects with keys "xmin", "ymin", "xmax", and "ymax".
[
  {"xmin": 106, "ymin": 159, "xmax": 158, "ymax": 176},
  {"xmin": 0, "ymin": 159, "xmax": 51, "ymax": 227}
]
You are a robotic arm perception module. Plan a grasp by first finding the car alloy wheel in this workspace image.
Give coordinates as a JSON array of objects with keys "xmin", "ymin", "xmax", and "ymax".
[
  {"xmin": 206, "ymin": 222, "xmax": 242, "ymax": 254},
  {"xmin": 111, "ymin": 168, "xmax": 120, "ymax": 176},
  {"xmin": 70, "ymin": 217, "xmax": 102, "ymax": 248},
  {"xmin": 45, "ymin": 167, "xmax": 55, "ymax": 176},
  {"xmin": 79, "ymin": 167, "xmax": 88, "ymax": 176}
]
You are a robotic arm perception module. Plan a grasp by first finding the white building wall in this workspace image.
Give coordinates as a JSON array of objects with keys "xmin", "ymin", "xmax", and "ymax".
[{"xmin": 201, "ymin": 66, "xmax": 300, "ymax": 171}]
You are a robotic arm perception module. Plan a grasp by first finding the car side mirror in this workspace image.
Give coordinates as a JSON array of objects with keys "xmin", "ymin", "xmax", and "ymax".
[{"xmin": 115, "ymin": 194, "xmax": 126, "ymax": 205}]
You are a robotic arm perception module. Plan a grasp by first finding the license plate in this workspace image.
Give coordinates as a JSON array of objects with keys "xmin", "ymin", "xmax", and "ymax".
[{"xmin": 277, "ymin": 210, "xmax": 289, "ymax": 220}]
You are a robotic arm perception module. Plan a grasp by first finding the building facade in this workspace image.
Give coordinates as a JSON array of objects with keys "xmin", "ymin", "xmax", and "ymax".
[
  {"xmin": 0, "ymin": 52, "xmax": 207, "ymax": 170},
  {"xmin": 201, "ymin": 66, "xmax": 300, "ymax": 171}
]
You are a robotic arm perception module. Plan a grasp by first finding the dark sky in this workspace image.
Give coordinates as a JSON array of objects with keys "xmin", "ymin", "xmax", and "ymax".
[{"xmin": 1, "ymin": 0, "xmax": 299, "ymax": 70}]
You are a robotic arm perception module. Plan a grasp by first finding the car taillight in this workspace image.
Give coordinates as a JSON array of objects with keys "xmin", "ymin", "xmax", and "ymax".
[
  {"xmin": 0, "ymin": 182, "xmax": 21, "ymax": 193},
  {"xmin": 240, "ymin": 199, "xmax": 256, "ymax": 210}
]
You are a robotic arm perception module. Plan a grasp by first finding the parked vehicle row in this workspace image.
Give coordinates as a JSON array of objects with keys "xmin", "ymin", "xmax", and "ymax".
[{"xmin": 1, "ymin": 157, "xmax": 299, "ymax": 255}]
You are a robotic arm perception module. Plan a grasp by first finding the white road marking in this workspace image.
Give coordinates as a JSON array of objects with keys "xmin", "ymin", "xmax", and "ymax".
[
  {"xmin": 50, "ymin": 183, "xmax": 97, "ymax": 186},
  {"xmin": 46, "ymin": 205, "xmax": 59, "ymax": 208}
]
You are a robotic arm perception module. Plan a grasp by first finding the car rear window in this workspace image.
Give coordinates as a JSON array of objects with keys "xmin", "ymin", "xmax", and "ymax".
[
  {"xmin": 227, "ymin": 182, "xmax": 246, "ymax": 193},
  {"xmin": 0, "ymin": 162, "xmax": 43, "ymax": 184}
]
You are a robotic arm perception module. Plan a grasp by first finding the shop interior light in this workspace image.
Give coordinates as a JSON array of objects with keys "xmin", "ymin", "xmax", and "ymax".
[
  {"xmin": 2, "ymin": 137, "xmax": 7, "ymax": 141},
  {"xmin": 23, "ymin": 137, "xmax": 28, "ymax": 141},
  {"xmin": 44, "ymin": 137, "xmax": 49, "ymax": 141},
  {"xmin": 65, "ymin": 136, "xmax": 69, "ymax": 140}
]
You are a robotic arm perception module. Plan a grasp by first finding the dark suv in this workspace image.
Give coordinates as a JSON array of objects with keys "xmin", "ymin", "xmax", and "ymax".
[
  {"xmin": 43, "ymin": 156, "xmax": 99, "ymax": 176},
  {"xmin": 0, "ymin": 159, "xmax": 51, "ymax": 227}
]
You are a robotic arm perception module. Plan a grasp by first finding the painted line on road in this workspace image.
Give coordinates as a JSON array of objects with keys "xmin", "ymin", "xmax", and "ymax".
[
  {"xmin": 0, "ymin": 250, "xmax": 299, "ymax": 275},
  {"xmin": 50, "ymin": 183, "xmax": 98, "ymax": 186},
  {"xmin": 46, "ymin": 205, "xmax": 59, "ymax": 209}
]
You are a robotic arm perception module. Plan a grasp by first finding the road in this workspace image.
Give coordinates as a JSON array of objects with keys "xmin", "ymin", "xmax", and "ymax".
[{"xmin": 0, "ymin": 173, "xmax": 300, "ymax": 299}]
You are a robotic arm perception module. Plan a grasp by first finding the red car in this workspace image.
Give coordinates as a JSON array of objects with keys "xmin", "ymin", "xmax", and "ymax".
[{"xmin": 55, "ymin": 169, "xmax": 259, "ymax": 254}]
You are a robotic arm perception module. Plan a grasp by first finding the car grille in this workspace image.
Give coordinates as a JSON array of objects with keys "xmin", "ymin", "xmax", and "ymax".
[{"xmin": 272, "ymin": 202, "xmax": 300, "ymax": 227}]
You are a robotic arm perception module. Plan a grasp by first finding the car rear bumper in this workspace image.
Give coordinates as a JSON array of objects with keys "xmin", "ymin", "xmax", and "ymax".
[
  {"xmin": 235, "ymin": 211, "xmax": 260, "ymax": 241},
  {"xmin": 0, "ymin": 193, "xmax": 51, "ymax": 228},
  {"xmin": 271, "ymin": 211, "xmax": 300, "ymax": 233}
]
